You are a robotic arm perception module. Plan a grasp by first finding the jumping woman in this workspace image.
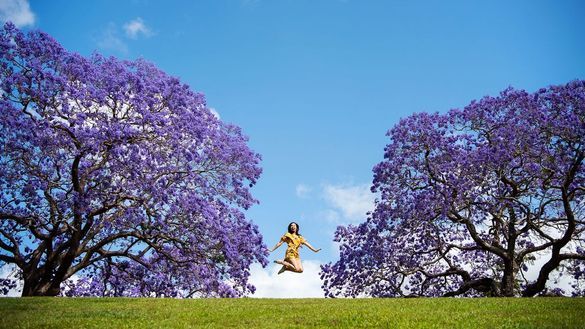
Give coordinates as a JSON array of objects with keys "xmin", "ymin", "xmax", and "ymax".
[{"xmin": 269, "ymin": 222, "xmax": 321, "ymax": 274}]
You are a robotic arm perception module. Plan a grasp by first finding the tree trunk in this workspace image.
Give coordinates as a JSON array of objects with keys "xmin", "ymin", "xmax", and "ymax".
[
  {"xmin": 501, "ymin": 204, "xmax": 519, "ymax": 297},
  {"xmin": 22, "ymin": 280, "xmax": 61, "ymax": 296},
  {"xmin": 21, "ymin": 271, "xmax": 62, "ymax": 297},
  {"xmin": 500, "ymin": 259, "xmax": 518, "ymax": 297}
]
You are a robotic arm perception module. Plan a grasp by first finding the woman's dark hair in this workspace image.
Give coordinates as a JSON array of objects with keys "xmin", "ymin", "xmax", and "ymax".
[{"xmin": 288, "ymin": 222, "xmax": 301, "ymax": 235}]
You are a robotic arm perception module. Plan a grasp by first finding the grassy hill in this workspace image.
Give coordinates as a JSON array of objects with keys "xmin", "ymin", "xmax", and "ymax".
[{"xmin": 1, "ymin": 297, "xmax": 583, "ymax": 328}]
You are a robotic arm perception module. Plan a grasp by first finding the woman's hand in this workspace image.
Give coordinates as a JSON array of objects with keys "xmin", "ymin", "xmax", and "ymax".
[
  {"xmin": 269, "ymin": 241, "xmax": 283, "ymax": 253},
  {"xmin": 303, "ymin": 241, "xmax": 321, "ymax": 253}
]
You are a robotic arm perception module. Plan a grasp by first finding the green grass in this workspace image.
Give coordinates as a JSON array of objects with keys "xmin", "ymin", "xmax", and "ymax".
[{"xmin": 0, "ymin": 297, "xmax": 583, "ymax": 328}]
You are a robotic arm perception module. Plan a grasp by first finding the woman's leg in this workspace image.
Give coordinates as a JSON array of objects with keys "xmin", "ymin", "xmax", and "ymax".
[
  {"xmin": 289, "ymin": 258, "xmax": 303, "ymax": 273},
  {"xmin": 275, "ymin": 259, "xmax": 296, "ymax": 274}
]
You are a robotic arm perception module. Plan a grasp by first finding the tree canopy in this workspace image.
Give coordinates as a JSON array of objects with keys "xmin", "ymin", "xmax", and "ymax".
[
  {"xmin": 321, "ymin": 80, "xmax": 585, "ymax": 297},
  {"xmin": 0, "ymin": 23, "xmax": 266, "ymax": 297}
]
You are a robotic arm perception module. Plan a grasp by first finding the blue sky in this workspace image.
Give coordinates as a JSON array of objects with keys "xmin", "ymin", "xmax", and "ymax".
[{"xmin": 1, "ymin": 0, "xmax": 584, "ymax": 297}]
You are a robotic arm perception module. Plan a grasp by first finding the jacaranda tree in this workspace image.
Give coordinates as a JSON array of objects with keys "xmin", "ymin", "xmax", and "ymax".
[
  {"xmin": 321, "ymin": 80, "xmax": 585, "ymax": 297},
  {"xmin": 0, "ymin": 23, "xmax": 266, "ymax": 297}
]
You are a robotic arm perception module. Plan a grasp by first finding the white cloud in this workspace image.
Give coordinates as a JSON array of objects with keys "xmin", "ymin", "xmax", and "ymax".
[
  {"xmin": 322, "ymin": 183, "xmax": 375, "ymax": 224},
  {"xmin": 295, "ymin": 184, "xmax": 312, "ymax": 198},
  {"xmin": 0, "ymin": 0, "xmax": 34, "ymax": 27},
  {"xmin": 123, "ymin": 17, "xmax": 152, "ymax": 39},
  {"xmin": 248, "ymin": 260, "xmax": 324, "ymax": 298},
  {"xmin": 208, "ymin": 107, "xmax": 220, "ymax": 119},
  {"xmin": 97, "ymin": 23, "xmax": 128, "ymax": 55},
  {"xmin": 523, "ymin": 247, "xmax": 576, "ymax": 294},
  {"xmin": 0, "ymin": 264, "xmax": 22, "ymax": 297}
]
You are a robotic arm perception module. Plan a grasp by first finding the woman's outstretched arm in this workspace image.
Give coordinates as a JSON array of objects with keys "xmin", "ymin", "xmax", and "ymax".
[
  {"xmin": 302, "ymin": 241, "xmax": 322, "ymax": 253},
  {"xmin": 269, "ymin": 240, "xmax": 284, "ymax": 252}
]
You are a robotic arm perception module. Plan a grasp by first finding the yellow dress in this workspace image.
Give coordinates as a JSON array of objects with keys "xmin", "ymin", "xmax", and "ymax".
[{"xmin": 281, "ymin": 232, "xmax": 306, "ymax": 260}]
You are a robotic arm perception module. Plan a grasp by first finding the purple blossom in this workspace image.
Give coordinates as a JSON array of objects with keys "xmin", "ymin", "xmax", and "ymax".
[
  {"xmin": 0, "ymin": 23, "xmax": 267, "ymax": 297},
  {"xmin": 321, "ymin": 80, "xmax": 585, "ymax": 297}
]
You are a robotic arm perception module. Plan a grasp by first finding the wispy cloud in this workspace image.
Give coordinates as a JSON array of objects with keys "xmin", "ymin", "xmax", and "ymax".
[
  {"xmin": 123, "ymin": 17, "xmax": 153, "ymax": 39},
  {"xmin": 0, "ymin": 0, "xmax": 35, "ymax": 27},
  {"xmin": 96, "ymin": 18, "xmax": 154, "ymax": 55},
  {"xmin": 322, "ymin": 183, "xmax": 375, "ymax": 224},
  {"xmin": 248, "ymin": 260, "xmax": 324, "ymax": 298},
  {"xmin": 96, "ymin": 23, "xmax": 129, "ymax": 55},
  {"xmin": 295, "ymin": 183, "xmax": 312, "ymax": 199}
]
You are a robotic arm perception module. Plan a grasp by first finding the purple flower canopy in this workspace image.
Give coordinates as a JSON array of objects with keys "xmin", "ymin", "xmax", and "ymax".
[
  {"xmin": 0, "ymin": 23, "xmax": 267, "ymax": 297},
  {"xmin": 321, "ymin": 80, "xmax": 585, "ymax": 297}
]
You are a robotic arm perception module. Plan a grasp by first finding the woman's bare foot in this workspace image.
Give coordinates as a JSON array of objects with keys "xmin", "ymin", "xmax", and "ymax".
[
  {"xmin": 278, "ymin": 266, "xmax": 286, "ymax": 274},
  {"xmin": 274, "ymin": 260, "xmax": 288, "ymax": 274}
]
